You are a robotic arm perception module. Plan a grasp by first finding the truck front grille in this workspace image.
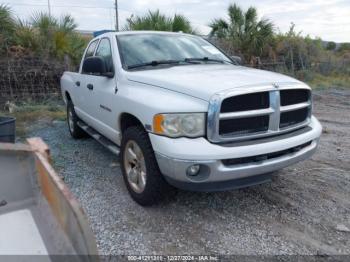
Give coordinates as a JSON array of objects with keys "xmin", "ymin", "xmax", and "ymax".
[
  {"xmin": 219, "ymin": 116, "xmax": 269, "ymax": 136},
  {"xmin": 280, "ymin": 89, "xmax": 310, "ymax": 106},
  {"xmin": 280, "ymin": 107, "xmax": 309, "ymax": 128},
  {"xmin": 221, "ymin": 92, "xmax": 269, "ymax": 112},
  {"xmin": 208, "ymin": 85, "xmax": 312, "ymax": 143}
]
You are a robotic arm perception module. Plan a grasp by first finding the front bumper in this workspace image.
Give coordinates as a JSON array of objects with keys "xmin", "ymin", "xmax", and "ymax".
[{"xmin": 150, "ymin": 116, "xmax": 322, "ymax": 191}]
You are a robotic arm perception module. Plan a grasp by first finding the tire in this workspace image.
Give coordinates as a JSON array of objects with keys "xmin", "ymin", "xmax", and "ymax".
[
  {"xmin": 120, "ymin": 126, "xmax": 174, "ymax": 206},
  {"xmin": 67, "ymin": 100, "xmax": 85, "ymax": 139}
]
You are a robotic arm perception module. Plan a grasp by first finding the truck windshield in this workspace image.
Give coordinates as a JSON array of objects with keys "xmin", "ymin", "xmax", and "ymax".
[{"xmin": 116, "ymin": 33, "xmax": 233, "ymax": 70}]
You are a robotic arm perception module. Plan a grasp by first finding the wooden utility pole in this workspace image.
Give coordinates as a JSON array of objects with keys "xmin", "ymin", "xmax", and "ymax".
[
  {"xmin": 115, "ymin": 0, "xmax": 119, "ymax": 31},
  {"xmin": 47, "ymin": 0, "xmax": 51, "ymax": 16}
]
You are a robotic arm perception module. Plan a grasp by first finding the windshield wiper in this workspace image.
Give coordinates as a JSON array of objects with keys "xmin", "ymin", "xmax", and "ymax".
[
  {"xmin": 127, "ymin": 57, "xmax": 232, "ymax": 70},
  {"xmin": 184, "ymin": 57, "xmax": 234, "ymax": 65},
  {"xmin": 127, "ymin": 60, "xmax": 182, "ymax": 70}
]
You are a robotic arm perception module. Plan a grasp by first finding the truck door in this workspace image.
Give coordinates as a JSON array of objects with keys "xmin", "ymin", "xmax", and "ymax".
[
  {"xmin": 82, "ymin": 37, "xmax": 119, "ymax": 141},
  {"xmin": 74, "ymin": 39, "xmax": 99, "ymax": 122}
]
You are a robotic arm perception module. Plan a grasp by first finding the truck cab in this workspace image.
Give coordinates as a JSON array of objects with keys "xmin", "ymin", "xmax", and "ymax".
[{"xmin": 61, "ymin": 31, "xmax": 322, "ymax": 206}]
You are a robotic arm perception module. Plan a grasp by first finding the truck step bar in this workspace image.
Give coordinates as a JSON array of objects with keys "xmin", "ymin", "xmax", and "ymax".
[{"xmin": 77, "ymin": 121, "xmax": 120, "ymax": 156}]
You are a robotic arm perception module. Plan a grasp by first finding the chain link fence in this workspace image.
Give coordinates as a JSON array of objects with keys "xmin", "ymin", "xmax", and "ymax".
[
  {"xmin": 0, "ymin": 52, "xmax": 349, "ymax": 106},
  {"xmin": 0, "ymin": 56, "xmax": 68, "ymax": 105}
]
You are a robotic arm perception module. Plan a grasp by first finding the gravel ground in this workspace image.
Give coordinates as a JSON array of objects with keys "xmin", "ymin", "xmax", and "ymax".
[{"xmin": 29, "ymin": 89, "xmax": 350, "ymax": 255}]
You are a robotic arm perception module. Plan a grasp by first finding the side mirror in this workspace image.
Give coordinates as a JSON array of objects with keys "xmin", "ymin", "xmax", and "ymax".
[
  {"xmin": 230, "ymin": 56, "xmax": 242, "ymax": 65},
  {"xmin": 82, "ymin": 56, "xmax": 114, "ymax": 78}
]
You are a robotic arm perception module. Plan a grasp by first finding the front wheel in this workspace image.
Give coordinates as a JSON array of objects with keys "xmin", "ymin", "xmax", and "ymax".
[{"xmin": 120, "ymin": 126, "xmax": 174, "ymax": 206}]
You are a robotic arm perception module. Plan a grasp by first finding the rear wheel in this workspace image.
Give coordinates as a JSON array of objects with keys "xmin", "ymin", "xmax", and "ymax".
[
  {"xmin": 120, "ymin": 126, "xmax": 174, "ymax": 206},
  {"xmin": 67, "ymin": 101, "xmax": 85, "ymax": 139}
]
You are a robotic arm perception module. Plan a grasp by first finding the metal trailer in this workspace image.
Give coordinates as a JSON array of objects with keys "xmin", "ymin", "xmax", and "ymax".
[{"xmin": 0, "ymin": 138, "xmax": 98, "ymax": 260}]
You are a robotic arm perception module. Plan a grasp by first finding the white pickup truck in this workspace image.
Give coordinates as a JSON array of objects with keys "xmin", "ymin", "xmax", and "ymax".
[{"xmin": 61, "ymin": 31, "xmax": 322, "ymax": 206}]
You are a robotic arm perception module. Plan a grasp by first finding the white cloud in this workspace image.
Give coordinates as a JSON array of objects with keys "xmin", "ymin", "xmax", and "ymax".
[{"xmin": 6, "ymin": 0, "xmax": 350, "ymax": 42}]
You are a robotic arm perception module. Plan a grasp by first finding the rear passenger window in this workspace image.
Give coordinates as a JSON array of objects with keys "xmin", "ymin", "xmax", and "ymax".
[
  {"xmin": 96, "ymin": 38, "xmax": 114, "ymax": 73},
  {"xmin": 84, "ymin": 40, "xmax": 98, "ymax": 59}
]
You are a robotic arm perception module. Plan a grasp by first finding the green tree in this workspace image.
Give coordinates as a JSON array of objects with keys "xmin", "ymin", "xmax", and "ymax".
[
  {"xmin": 13, "ymin": 12, "xmax": 88, "ymax": 64},
  {"xmin": 0, "ymin": 6, "xmax": 88, "ymax": 65},
  {"xmin": 124, "ymin": 10, "xmax": 196, "ymax": 34},
  {"xmin": 338, "ymin": 43, "xmax": 350, "ymax": 53},
  {"xmin": 0, "ymin": 4, "xmax": 16, "ymax": 52},
  {"xmin": 30, "ymin": 12, "xmax": 58, "ymax": 55},
  {"xmin": 210, "ymin": 3, "xmax": 274, "ymax": 61},
  {"xmin": 326, "ymin": 41, "xmax": 336, "ymax": 51},
  {"xmin": 29, "ymin": 12, "xmax": 79, "ymax": 58},
  {"xmin": 15, "ymin": 19, "xmax": 38, "ymax": 52},
  {"xmin": 274, "ymin": 23, "xmax": 328, "ymax": 74}
]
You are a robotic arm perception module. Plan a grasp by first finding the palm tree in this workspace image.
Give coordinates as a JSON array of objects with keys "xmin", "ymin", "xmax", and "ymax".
[
  {"xmin": 124, "ymin": 10, "xmax": 196, "ymax": 34},
  {"xmin": 30, "ymin": 12, "xmax": 58, "ymax": 55},
  {"xmin": 15, "ymin": 19, "xmax": 38, "ymax": 52},
  {"xmin": 172, "ymin": 14, "xmax": 194, "ymax": 33},
  {"xmin": 54, "ymin": 14, "xmax": 79, "ymax": 59},
  {"xmin": 26, "ymin": 12, "xmax": 85, "ymax": 61},
  {"xmin": 210, "ymin": 4, "xmax": 274, "ymax": 62},
  {"xmin": 0, "ymin": 6, "xmax": 87, "ymax": 65},
  {"xmin": 0, "ymin": 4, "xmax": 16, "ymax": 52}
]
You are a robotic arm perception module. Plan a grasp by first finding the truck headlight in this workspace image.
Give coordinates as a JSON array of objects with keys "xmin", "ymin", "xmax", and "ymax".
[{"xmin": 153, "ymin": 113, "xmax": 205, "ymax": 138}]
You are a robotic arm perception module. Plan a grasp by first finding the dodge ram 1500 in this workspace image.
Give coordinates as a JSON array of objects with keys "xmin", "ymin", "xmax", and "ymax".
[{"xmin": 61, "ymin": 31, "xmax": 322, "ymax": 206}]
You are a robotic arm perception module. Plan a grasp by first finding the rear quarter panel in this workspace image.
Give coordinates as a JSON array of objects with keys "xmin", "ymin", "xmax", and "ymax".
[{"xmin": 60, "ymin": 72, "xmax": 80, "ymax": 105}]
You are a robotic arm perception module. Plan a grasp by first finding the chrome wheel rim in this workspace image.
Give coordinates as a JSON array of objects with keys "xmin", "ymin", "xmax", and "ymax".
[
  {"xmin": 68, "ymin": 108, "xmax": 74, "ymax": 133},
  {"xmin": 124, "ymin": 140, "xmax": 146, "ymax": 193}
]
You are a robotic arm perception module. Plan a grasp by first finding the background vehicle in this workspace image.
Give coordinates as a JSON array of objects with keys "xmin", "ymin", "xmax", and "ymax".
[{"xmin": 61, "ymin": 31, "xmax": 322, "ymax": 206}]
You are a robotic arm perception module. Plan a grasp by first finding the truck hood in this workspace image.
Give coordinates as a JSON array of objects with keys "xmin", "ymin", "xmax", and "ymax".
[{"xmin": 126, "ymin": 64, "xmax": 303, "ymax": 101}]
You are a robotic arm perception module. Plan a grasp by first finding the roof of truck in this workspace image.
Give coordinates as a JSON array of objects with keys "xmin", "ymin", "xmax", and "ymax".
[{"xmin": 98, "ymin": 30, "xmax": 194, "ymax": 38}]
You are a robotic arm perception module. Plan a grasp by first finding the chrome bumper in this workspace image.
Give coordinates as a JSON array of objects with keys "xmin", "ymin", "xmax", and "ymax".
[
  {"xmin": 152, "ymin": 117, "xmax": 322, "ymax": 191},
  {"xmin": 156, "ymin": 139, "xmax": 317, "ymax": 181}
]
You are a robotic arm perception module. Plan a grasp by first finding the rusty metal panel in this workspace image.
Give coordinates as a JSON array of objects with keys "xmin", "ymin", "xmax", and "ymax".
[{"xmin": 0, "ymin": 139, "xmax": 98, "ymax": 259}]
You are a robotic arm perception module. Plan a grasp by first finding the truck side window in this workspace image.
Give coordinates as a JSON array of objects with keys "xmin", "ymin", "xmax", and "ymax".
[
  {"xmin": 84, "ymin": 40, "xmax": 98, "ymax": 59},
  {"xmin": 95, "ymin": 38, "xmax": 113, "ymax": 73}
]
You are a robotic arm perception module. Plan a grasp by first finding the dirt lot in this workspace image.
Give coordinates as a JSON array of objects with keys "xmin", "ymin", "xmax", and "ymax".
[{"xmin": 28, "ymin": 89, "xmax": 350, "ymax": 255}]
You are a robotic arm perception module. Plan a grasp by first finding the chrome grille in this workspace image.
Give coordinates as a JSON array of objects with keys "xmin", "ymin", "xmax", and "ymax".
[{"xmin": 207, "ymin": 84, "xmax": 312, "ymax": 143}]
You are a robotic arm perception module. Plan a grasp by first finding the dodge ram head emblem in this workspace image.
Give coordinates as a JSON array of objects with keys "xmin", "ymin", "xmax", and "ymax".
[{"xmin": 272, "ymin": 83, "xmax": 279, "ymax": 89}]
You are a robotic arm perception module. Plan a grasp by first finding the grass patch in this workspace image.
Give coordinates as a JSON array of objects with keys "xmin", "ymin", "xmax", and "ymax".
[
  {"xmin": 0, "ymin": 99, "xmax": 66, "ymax": 138},
  {"xmin": 302, "ymin": 73, "xmax": 350, "ymax": 90},
  {"xmin": 279, "ymin": 70, "xmax": 350, "ymax": 90}
]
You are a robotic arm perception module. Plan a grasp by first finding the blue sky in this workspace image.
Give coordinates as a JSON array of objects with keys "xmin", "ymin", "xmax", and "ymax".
[{"xmin": 4, "ymin": 0, "xmax": 350, "ymax": 42}]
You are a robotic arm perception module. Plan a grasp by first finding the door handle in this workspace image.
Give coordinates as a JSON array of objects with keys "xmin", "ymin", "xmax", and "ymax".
[
  {"xmin": 87, "ymin": 84, "xmax": 93, "ymax": 90},
  {"xmin": 75, "ymin": 81, "xmax": 80, "ymax": 87}
]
